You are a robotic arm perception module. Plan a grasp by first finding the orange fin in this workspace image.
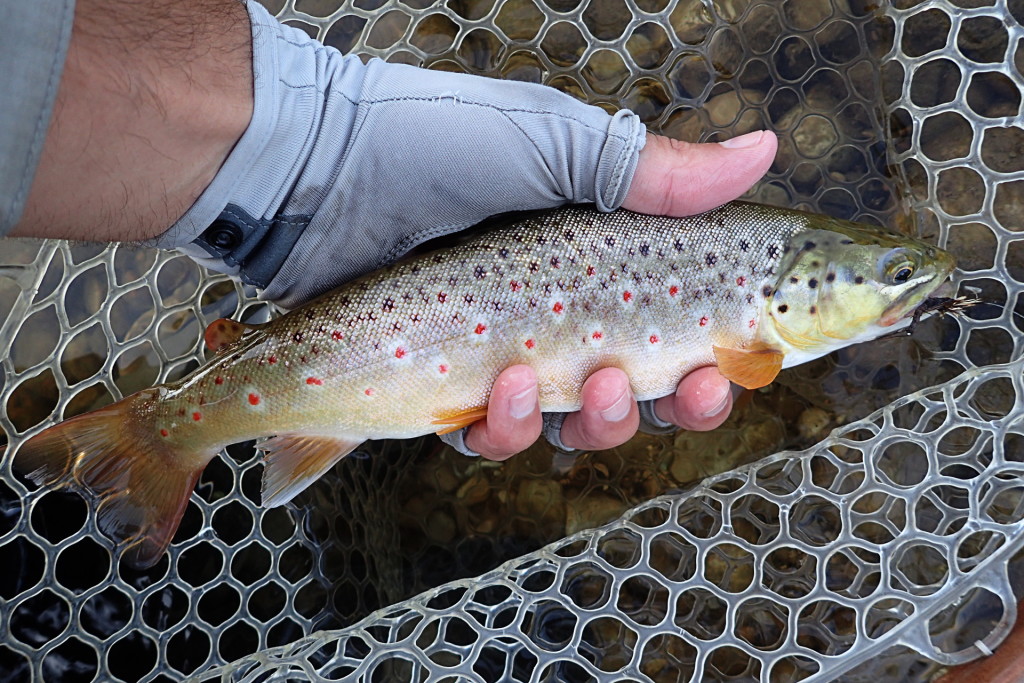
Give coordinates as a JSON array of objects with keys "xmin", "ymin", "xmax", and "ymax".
[
  {"xmin": 260, "ymin": 435, "xmax": 362, "ymax": 507},
  {"xmin": 431, "ymin": 407, "xmax": 488, "ymax": 435},
  {"xmin": 713, "ymin": 345, "xmax": 784, "ymax": 390},
  {"xmin": 204, "ymin": 318, "xmax": 262, "ymax": 353},
  {"xmin": 12, "ymin": 393, "xmax": 218, "ymax": 569}
]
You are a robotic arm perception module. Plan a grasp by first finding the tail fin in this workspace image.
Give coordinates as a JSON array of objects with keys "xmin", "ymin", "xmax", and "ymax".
[{"xmin": 12, "ymin": 395, "xmax": 216, "ymax": 568}]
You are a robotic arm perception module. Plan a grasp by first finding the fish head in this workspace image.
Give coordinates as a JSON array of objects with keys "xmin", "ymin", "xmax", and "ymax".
[{"xmin": 764, "ymin": 215, "xmax": 956, "ymax": 355}]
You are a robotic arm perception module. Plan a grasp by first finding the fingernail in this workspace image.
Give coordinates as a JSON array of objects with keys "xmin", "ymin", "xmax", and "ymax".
[
  {"xmin": 701, "ymin": 385, "xmax": 731, "ymax": 418},
  {"xmin": 508, "ymin": 386, "xmax": 537, "ymax": 420},
  {"xmin": 600, "ymin": 389, "xmax": 632, "ymax": 423},
  {"xmin": 718, "ymin": 130, "xmax": 764, "ymax": 149}
]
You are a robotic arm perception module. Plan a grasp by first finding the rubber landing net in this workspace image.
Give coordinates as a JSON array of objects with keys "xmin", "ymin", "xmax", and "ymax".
[{"xmin": 1, "ymin": 0, "xmax": 1022, "ymax": 681}]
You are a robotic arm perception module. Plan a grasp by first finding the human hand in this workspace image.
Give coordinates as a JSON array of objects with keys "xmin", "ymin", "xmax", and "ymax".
[{"xmin": 466, "ymin": 130, "xmax": 778, "ymax": 460}]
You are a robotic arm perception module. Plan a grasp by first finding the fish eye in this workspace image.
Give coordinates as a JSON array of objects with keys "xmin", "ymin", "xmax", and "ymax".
[
  {"xmin": 893, "ymin": 266, "xmax": 914, "ymax": 283},
  {"xmin": 879, "ymin": 249, "xmax": 917, "ymax": 285}
]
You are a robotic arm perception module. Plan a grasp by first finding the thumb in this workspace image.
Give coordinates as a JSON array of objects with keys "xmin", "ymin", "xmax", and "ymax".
[{"xmin": 622, "ymin": 131, "xmax": 778, "ymax": 217}]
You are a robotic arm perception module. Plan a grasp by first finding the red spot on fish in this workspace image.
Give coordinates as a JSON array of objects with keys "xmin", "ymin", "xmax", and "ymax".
[
  {"xmin": 649, "ymin": 334, "xmax": 660, "ymax": 344},
  {"xmin": 699, "ymin": 316, "xmax": 709, "ymax": 327},
  {"xmin": 365, "ymin": 388, "xmax": 374, "ymax": 396},
  {"xmin": 331, "ymin": 331, "xmax": 343, "ymax": 341},
  {"xmin": 474, "ymin": 323, "xmax": 487, "ymax": 335},
  {"xmin": 592, "ymin": 331, "xmax": 603, "ymax": 340},
  {"xmin": 669, "ymin": 286, "xmax": 679, "ymax": 297},
  {"xmin": 586, "ymin": 265, "xmax": 595, "ymax": 276},
  {"xmin": 623, "ymin": 291, "xmax": 633, "ymax": 302},
  {"xmin": 306, "ymin": 377, "xmax": 322, "ymax": 385},
  {"xmin": 736, "ymin": 276, "xmax": 746, "ymax": 286},
  {"xmin": 749, "ymin": 319, "xmax": 756, "ymax": 328},
  {"xmin": 268, "ymin": 356, "xmax": 277, "ymax": 364},
  {"xmin": 510, "ymin": 280, "xmax": 522, "ymax": 292},
  {"xmin": 439, "ymin": 364, "xmax": 449, "ymax": 374},
  {"xmin": 248, "ymin": 393, "xmax": 260, "ymax": 405},
  {"xmin": 192, "ymin": 412, "xmax": 202, "ymax": 421},
  {"xmin": 438, "ymin": 292, "xmax": 447, "ymax": 303},
  {"xmin": 525, "ymin": 339, "xmax": 535, "ymax": 349},
  {"xmin": 160, "ymin": 429, "xmax": 169, "ymax": 438},
  {"xmin": 215, "ymin": 376, "xmax": 224, "ymax": 385},
  {"xmin": 552, "ymin": 302, "xmax": 563, "ymax": 314},
  {"xmin": 395, "ymin": 347, "xmax": 406, "ymax": 359}
]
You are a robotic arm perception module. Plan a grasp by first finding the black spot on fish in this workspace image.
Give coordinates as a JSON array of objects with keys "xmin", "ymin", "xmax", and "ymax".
[
  {"xmin": 855, "ymin": 276, "xmax": 865, "ymax": 284},
  {"xmin": 809, "ymin": 278, "xmax": 818, "ymax": 289},
  {"xmin": 403, "ymin": 292, "xmax": 413, "ymax": 302},
  {"xmin": 382, "ymin": 297, "xmax": 395, "ymax": 312},
  {"xmin": 640, "ymin": 244, "xmax": 650, "ymax": 256},
  {"xmin": 767, "ymin": 245, "xmax": 780, "ymax": 259},
  {"xmin": 803, "ymin": 241, "xmax": 816, "ymax": 251},
  {"xmin": 563, "ymin": 230, "xmax": 575, "ymax": 242},
  {"xmin": 492, "ymin": 301, "xmax": 503, "ymax": 311},
  {"xmin": 529, "ymin": 262, "xmax": 539, "ymax": 273},
  {"xmin": 474, "ymin": 266, "xmax": 487, "ymax": 279},
  {"xmin": 498, "ymin": 247, "xmax": 509, "ymax": 258},
  {"xmin": 464, "ymin": 294, "xmax": 475, "ymax": 304},
  {"xmin": 762, "ymin": 286, "xmax": 773, "ymax": 297},
  {"xmin": 739, "ymin": 239, "xmax": 749, "ymax": 252},
  {"xmin": 606, "ymin": 236, "xmax": 616, "ymax": 247},
  {"xmin": 790, "ymin": 276, "xmax": 799, "ymax": 283},
  {"xmin": 811, "ymin": 261, "xmax": 820, "ymax": 268},
  {"xmin": 809, "ymin": 306, "xmax": 817, "ymax": 314},
  {"xmin": 778, "ymin": 304, "xmax": 788, "ymax": 313},
  {"xmin": 674, "ymin": 239, "xmax": 684, "ymax": 251},
  {"xmin": 634, "ymin": 272, "xmax": 643, "ymax": 284},
  {"xmin": 304, "ymin": 310, "xmax": 316, "ymax": 321},
  {"xmin": 705, "ymin": 252, "xmax": 717, "ymax": 266},
  {"xmin": 293, "ymin": 332, "xmax": 304, "ymax": 342},
  {"xmin": 719, "ymin": 272, "xmax": 727, "ymax": 283},
  {"xmin": 841, "ymin": 239, "xmax": 854, "ymax": 245},
  {"xmin": 550, "ymin": 256, "xmax": 561, "ymax": 268},
  {"xmin": 411, "ymin": 313, "xmax": 421, "ymax": 323},
  {"xmin": 746, "ymin": 293, "xmax": 754, "ymax": 304},
  {"xmin": 826, "ymin": 273, "xmax": 836, "ymax": 283}
]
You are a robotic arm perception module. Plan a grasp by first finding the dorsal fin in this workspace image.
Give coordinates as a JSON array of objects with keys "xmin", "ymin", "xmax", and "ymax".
[
  {"xmin": 260, "ymin": 435, "xmax": 363, "ymax": 507},
  {"xmin": 204, "ymin": 318, "xmax": 263, "ymax": 353}
]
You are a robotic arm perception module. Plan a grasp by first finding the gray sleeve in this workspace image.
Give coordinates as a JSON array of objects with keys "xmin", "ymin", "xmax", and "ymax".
[
  {"xmin": 156, "ymin": 0, "xmax": 647, "ymax": 309},
  {"xmin": 0, "ymin": 0, "xmax": 76, "ymax": 234}
]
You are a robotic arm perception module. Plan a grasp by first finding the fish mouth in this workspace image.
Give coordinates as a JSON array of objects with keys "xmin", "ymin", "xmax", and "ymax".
[{"xmin": 880, "ymin": 277, "xmax": 957, "ymax": 327}]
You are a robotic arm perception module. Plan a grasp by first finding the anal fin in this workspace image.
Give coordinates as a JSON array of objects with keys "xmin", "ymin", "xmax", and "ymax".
[
  {"xmin": 260, "ymin": 435, "xmax": 363, "ymax": 507},
  {"xmin": 432, "ymin": 407, "xmax": 488, "ymax": 435},
  {"xmin": 713, "ymin": 345, "xmax": 784, "ymax": 390}
]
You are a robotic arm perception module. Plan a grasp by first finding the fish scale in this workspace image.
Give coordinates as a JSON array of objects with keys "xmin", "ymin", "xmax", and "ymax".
[
  {"xmin": 156, "ymin": 204, "xmax": 790, "ymax": 445},
  {"xmin": 12, "ymin": 201, "xmax": 955, "ymax": 567}
]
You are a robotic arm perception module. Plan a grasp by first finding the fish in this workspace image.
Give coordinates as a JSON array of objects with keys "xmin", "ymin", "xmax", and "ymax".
[{"xmin": 11, "ymin": 201, "xmax": 956, "ymax": 567}]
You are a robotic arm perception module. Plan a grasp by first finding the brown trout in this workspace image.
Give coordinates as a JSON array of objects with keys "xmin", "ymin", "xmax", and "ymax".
[{"xmin": 13, "ymin": 202, "xmax": 955, "ymax": 567}]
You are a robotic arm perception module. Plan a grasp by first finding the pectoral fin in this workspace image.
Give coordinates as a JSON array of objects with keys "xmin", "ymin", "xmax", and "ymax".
[
  {"xmin": 204, "ymin": 318, "xmax": 264, "ymax": 353},
  {"xmin": 713, "ymin": 345, "xmax": 784, "ymax": 390},
  {"xmin": 260, "ymin": 435, "xmax": 363, "ymax": 507},
  {"xmin": 432, "ymin": 407, "xmax": 488, "ymax": 435}
]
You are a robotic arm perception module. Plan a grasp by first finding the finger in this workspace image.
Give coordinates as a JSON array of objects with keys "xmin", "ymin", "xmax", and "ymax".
[
  {"xmin": 466, "ymin": 365, "xmax": 543, "ymax": 461},
  {"xmin": 622, "ymin": 131, "xmax": 778, "ymax": 216},
  {"xmin": 559, "ymin": 368, "xmax": 640, "ymax": 451},
  {"xmin": 654, "ymin": 366, "xmax": 733, "ymax": 432}
]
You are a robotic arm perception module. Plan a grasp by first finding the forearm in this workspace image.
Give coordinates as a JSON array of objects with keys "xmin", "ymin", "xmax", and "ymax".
[{"xmin": 11, "ymin": 0, "xmax": 253, "ymax": 242}]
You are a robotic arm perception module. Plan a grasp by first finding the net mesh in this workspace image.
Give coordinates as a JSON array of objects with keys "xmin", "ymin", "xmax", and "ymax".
[{"xmin": 1, "ymin": 0, "xmax": 1021, "ymax": 681}]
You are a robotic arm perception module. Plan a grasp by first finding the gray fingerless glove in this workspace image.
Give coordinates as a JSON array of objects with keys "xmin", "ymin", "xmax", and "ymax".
[{"xmin": 154, "ymin": 0, "xmax": 647, "ymax": 309}]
